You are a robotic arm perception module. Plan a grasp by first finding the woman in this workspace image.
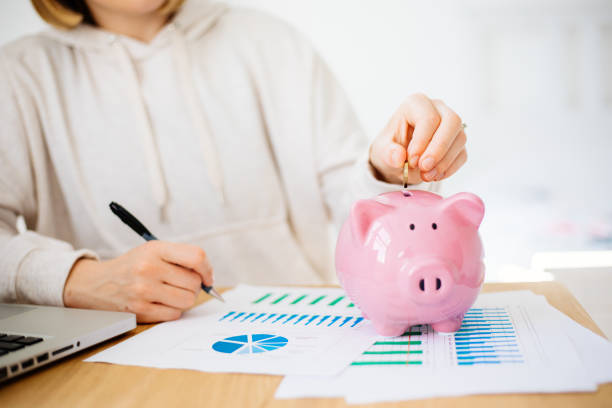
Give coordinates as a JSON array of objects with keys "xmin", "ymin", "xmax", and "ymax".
[{"xmin": 0, "ymin": 0, "xmax": 468, "ymax": 322}]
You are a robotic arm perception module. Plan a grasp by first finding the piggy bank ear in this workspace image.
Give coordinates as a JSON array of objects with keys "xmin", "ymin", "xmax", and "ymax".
[
  {"xmin": 440, "ymin": 192, "xmax": 485, "ymax": 228},
  {"xmin": 350, "ymin": 199, "xmax": 393, "ymax": 244}
]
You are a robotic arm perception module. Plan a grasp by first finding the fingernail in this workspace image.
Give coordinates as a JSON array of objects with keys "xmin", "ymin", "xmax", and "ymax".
[
  {"xmin": 424, "ymin": 168, "xmax": 437, "ymax": 180},
  {"xmin": 435, "ymin": 171, "xmax": 445, "ymax": 181},
  {"xmin": 421, "ymin": 156, "xmax": 435, "ymax": 171},
  {"xmin": 391, "ymin": 149, "xmax": 403, "ymax": 166},
  {"xmin": 409, "ymin": 155, "xmax": 419, "ymax": 168}
]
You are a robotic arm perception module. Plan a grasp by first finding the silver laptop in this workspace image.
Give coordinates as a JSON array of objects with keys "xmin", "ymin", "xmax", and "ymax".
[{"xmin": 0, "ymin": 303, "xmax": 135, "ymax": 383}]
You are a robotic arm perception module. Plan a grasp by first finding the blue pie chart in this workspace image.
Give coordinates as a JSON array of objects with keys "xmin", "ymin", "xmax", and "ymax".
[{"xmin": 212, "ymin": 334, "xmax": 288, "ymax": 354}]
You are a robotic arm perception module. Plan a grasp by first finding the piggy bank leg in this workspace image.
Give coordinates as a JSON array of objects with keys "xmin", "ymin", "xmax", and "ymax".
[
  {"xmin": 432, "ymin": 315, "xmax": 464, "ymax": 335},
  {"xmin": 373, "ymin": 322, "xmax": 407, "ymax": 337}
]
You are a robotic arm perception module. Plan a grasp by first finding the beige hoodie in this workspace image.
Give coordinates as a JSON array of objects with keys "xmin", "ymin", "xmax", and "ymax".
[{"xmin": 0, "ymin": 0, "xmax": 436, "ymax": 307}]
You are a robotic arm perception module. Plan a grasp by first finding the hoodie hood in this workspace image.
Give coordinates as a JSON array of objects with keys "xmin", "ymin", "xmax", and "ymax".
[
  {"xmin": 41, "ymin": 0, "xmax": 228, "ymax": 51},
  {"xmin": 40, "ymin": 0, "xmax": 229, "ymax": 220}
]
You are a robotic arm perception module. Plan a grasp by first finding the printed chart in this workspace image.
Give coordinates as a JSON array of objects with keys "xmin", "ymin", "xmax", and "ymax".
[
  {"xmin": 86, "ymin": 285, "xmax": 378, "ymax": 376},
  {"xmin": 277, "ymin": 291, "xmax": 592, "ymax": 402},
  {"xmin": 351, "ymin": 327, "xmax": 426, "ymax": 366},
  {"xmin": 350, "ymin": 306, "xmax": 523, "ymax": 367},
  {"xmin": 454, "ymin": 307, "xmax": 523, "ymax": 365},
  {"xmin": 251, "ymin": 291, "xmax": 356, "ymax": 308},
  {"xmin": 218, "ymin": 311, "xmax": 364, "ymax": 329},
  {"xmin": 212, "ymin": 334, "xmax": 288, "ymax": 354}
]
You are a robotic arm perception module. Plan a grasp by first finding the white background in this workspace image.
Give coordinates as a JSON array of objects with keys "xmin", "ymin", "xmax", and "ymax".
[{"xmin": 1, "ymin": 0, "xmax": 611, "ymax": 281}]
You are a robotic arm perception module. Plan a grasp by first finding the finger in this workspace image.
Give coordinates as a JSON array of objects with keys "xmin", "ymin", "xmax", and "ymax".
[
  {"xmin": 418, "ymin": 99, "xmax": 462, "ymax": 174},
  {"xmin": 439, "ymin": 149, "xmax": 467, "ymax": 180},
  {"xmin": 159, "ymin": 263, "xmax": 202, "ymax": 294},
  {"xmin": 396, "ymin": 115, "xmax": 414, "ymax": 147},
  {"xmin": 131, "ymin": 301, "xmax": 182, "ymax": 323},
  {"xmin": 153, "ymin": 242, "xmax": 214, "ymax": 286},
  {"xmin": 422, "ymin": 129, "xmax": 466, "ymax": 181},
  {"xmin": 401, "ymin": 94, "xmax": 440, "ymax": 168},
  {"xmin": 371, "ymin": 136, "xmax": 407, "ymax": 169},
  {"xmin": 148, "ymin": 283, "xmax": 197, "ymax": 310}
]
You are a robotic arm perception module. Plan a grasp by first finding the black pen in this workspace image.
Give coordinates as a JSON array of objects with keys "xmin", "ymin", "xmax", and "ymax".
[{"xmin": 109, "ymin": 201, "xmax": 225, "ymax": 302}]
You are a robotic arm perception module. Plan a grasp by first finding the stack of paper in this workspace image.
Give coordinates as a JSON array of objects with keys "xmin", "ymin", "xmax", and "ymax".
[
  {"xmin": 86, "ymin": 285, "xmax": 612, "ymax": 403},
  {"xmin": 276, "ymin": 290, "xmax": 612, "ymax": 403},
  {"xmin": 86, "ymin": 285, "xmax": 379, "ymax": 376}
]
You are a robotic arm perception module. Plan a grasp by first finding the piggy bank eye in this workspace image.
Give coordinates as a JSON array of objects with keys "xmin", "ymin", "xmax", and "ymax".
[
  {"xmin": 409, "ymin": 224, "xmax": 415, "ymax": 230},
  {"xmin": 432, "ymin": 223, "xmax": 438, "ymax": 230}
]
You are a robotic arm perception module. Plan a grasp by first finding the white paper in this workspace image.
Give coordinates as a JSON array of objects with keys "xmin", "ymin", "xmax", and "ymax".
[
  {"xmin": 557, "ymin": 309, "xmax": 612, "ymax": 385},
  {"xmin": 86, "ymin": 285, "xmax": 378, "ymax": 376},
  {"xmin": 276, "ymin": 291, "xmax": 598, "ymax": 403}
]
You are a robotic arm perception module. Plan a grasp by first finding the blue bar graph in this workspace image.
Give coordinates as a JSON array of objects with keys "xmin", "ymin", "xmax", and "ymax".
[
  {"xmin": 272, "ymin": 314, "xmax": 287, "ymax": 323},
  {"xmin": 218, "ymin": 311, "xmax": 364, "ymax": 328},
  {"xmin": 261, "ymin": 313, "xmax": 276, "ymax": 323},
  {"xmin": 294, "ymin": 314, "xmax": 309, "ymax": 325},
  {"xmin": 219, "ymin": 311, "xmax": 235, "ymax": 321},
  {"xmin": 317, "ymin": 315, "xmax": 330, "ymax": 326},
  {"xmin": 251, "ymin": 313, "xmax": 266, "ymax": 323},
  {"xmin": 458, "ymin": 328, "xmax": 514, "ymax": 333},
  {"xmin": 231, "ymin": 312, "xmax": 245, "ymax": 321},
  {"xmin": 453, "ymin": 307, "xmax": 524, "ymax": 366},
  {"xmin": 456, "ymin": 344, "xmax": 517, "ymax": 350},
  {"xmin": 457, "ymin": 349, "xmax": 520, "ymax": 354},
  {"xmin": 283, "ymin": 314, "xmax": 298, "ymax": 324},
  {"xmin": 306, "ymin": 315, "xmax": 319, "ymax": 325},
  {"xmin": 461, "ymin": 319, "xmax": 510, "ymax": 322},
  {"xmin": 455, "ymin": 329, "xmax": 514, "ymax": 337},
  {"xmin": 241, "ymin": 312, "xmax": 256, "ymax": 322},
  {"xmin": 456, "ymin": 340, "xmax": 519, "ymax": 345}
]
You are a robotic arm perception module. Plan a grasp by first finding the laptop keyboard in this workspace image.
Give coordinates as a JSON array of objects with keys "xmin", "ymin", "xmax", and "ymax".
[{"xmin": 0, "ymin": 333, "xmax": 44, "ymax": 356}]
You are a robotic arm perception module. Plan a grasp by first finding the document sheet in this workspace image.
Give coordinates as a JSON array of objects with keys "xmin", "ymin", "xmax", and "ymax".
[
  {"xmin": 86, "ymin": 285, "xmax": 378, "ymax": 376},
  {"xmin": 276, "ymin": 291, "xmax": 607, "ymax": 403}
]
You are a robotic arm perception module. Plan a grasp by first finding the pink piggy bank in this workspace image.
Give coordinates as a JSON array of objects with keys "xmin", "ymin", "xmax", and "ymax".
[{"xmin": 336, "ymin": 190, "xmax": 485, "ymax": 336}]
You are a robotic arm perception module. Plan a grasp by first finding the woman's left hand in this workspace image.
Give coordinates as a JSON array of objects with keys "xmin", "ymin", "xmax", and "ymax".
[{"xmin": 369, "ymin": 93, "xmax": 467, "ymax": 185}]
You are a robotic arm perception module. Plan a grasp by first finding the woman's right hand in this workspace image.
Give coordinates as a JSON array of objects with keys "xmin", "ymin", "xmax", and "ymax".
[{"xmin": 63, "ymin": 241, "xmax": 214, "ymax": 323}]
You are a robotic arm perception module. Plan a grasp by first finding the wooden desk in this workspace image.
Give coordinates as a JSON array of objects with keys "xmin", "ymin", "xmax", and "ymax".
[{"xmin": 1, "ymin": 282, "xmax": 610, "ymax": 407}]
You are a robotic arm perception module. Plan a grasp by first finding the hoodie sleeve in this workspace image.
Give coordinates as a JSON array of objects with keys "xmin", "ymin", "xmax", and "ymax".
[
  {"xmin": 310, "ymin": 51, "xmax": 439, "ymax": 230},
  {"xmin": 0, "ymin": 54, "xmax": 98, "ymax": 306}
]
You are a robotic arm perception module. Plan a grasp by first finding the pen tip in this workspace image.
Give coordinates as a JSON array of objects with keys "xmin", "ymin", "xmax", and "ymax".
[{"xmin": 209, "ymin": 288, "xmax": 225, "ymax": 302}]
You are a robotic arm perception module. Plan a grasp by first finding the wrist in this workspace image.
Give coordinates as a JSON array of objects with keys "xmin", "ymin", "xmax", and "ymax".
[{"xmin": 63, "ymin": 258, "xmax": 101, "ymax": 308}]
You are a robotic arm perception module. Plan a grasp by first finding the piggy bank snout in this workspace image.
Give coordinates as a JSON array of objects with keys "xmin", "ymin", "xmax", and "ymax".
[{"xmin": 402, "ymin": 260, "xmax": 455, "ymax": 305}]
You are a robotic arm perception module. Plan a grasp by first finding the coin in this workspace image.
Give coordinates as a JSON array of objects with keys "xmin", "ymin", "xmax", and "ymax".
[{"xmin": 403, "ymin": 161, "xmax": 409, "ymax": 189}]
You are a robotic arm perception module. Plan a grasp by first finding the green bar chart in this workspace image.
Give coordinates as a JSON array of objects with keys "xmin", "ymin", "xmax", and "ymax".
[
  {"xmin": 250, "ymin": 290, "xmax": 356, "ymax": 309},
  {"xmin": 352, "ymin": 326, "xmax": 425, "ymax": 366}
]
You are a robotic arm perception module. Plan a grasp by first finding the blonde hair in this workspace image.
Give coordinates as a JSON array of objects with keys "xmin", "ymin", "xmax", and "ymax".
[{"xmin": 31, "ymin": 0, "xmax": 185, "ymax": 29}]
